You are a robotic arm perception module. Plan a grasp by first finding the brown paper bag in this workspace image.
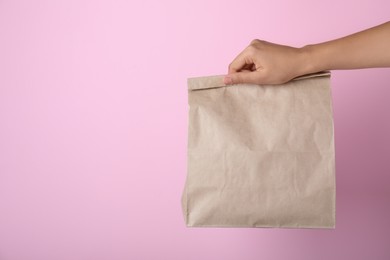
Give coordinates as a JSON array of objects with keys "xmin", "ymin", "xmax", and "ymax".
[{"xmin": 182, "ymin": 72, "xmax": 335, "ymax": 228}]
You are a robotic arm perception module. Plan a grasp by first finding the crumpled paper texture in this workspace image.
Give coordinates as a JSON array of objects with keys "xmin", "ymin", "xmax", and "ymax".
[{"xmin": 182, "ymin": 72, "xmax": 335, "ymax": 228}]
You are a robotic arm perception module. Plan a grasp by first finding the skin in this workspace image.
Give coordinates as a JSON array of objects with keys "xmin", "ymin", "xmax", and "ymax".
[{"xmin": 224, "ymin": 21, "xmax": 390, "ymax": 85}]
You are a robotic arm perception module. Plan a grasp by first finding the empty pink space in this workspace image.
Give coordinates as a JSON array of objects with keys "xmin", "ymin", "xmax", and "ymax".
[{"xmin": 0, "ymin": 0, "xmax": 389, "ymax": 259}]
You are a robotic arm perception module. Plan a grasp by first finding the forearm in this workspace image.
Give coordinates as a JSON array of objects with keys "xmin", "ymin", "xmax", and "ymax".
[{"xmin": 301, "ymin": 21, "xmax": 390, "ymax": 73}]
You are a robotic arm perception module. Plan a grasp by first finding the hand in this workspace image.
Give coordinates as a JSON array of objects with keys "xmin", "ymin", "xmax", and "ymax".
[{"xmin": 224, "ymin": 39, "xmax": 309, "ymax": 85}]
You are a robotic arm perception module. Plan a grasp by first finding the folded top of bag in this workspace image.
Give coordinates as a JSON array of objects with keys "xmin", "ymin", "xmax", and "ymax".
[{"xmin": 187, "ymin": 71, "xmax": 331, "ymax": 91}]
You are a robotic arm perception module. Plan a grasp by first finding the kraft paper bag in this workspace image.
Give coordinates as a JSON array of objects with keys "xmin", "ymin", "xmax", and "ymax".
[{"xmin": 181, "ymin": 72, "xmax": 335, "ymax": 228}]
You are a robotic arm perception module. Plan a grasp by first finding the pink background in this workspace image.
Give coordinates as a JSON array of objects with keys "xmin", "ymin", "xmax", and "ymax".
[{"xmin": 0, "ymin": 0, "xmax": 389, "ymax": 259}]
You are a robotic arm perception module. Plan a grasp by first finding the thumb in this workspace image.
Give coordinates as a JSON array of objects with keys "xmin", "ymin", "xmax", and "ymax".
[{"xmin": 223, "ymin": 71, "xmax": 263, "ymax": 85}]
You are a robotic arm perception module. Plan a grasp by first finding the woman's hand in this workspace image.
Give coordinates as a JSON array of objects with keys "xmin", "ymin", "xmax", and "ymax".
[{"xmin": 224, "ymin": 39, "xmax": 310, "ymax": 85}]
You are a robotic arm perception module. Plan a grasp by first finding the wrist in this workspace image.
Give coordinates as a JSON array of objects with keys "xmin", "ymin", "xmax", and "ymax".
[{"xmin": 299, "ymin": 44, "xmax": 323, "ymax": 75}]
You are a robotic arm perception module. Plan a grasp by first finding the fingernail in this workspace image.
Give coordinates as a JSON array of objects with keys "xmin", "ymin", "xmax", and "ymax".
[{"xmin": 223, "ymin": 75, "xmax": 233, "ymax": 85}]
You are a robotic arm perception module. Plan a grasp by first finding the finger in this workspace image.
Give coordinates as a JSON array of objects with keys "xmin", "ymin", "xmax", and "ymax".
[
  {"xmin": 224, "ymin": 71, "xmax": 264, "ymax": 85},
  {"xmin": 228, "ymin": 49, "xmax": 254, "ymax": 74}
]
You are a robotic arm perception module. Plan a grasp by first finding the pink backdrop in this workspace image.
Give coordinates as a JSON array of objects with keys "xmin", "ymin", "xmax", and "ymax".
[{"xmin": 1, "ymin": 0, "xmax": 389, "ymax": 259}]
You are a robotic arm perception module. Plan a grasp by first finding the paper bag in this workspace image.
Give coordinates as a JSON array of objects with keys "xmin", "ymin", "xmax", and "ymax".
[{"xmin": 182, "ymin": 72, "xmax": 335, "ymax": 228}]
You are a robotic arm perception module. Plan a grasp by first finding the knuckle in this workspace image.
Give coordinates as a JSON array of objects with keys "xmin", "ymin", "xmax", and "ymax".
[
  {"xmin": 250, "ymin": 39, "xmax": 260, "ymax": 45},
  {"xmin": 246, "ymin": 45, "xmax": 257, "ymax": 55},
  {"xmin": 250, "ymin": 39, "xmax": 264, "ymax": 46},
  {"xmin": 247, "ymin": 39, "xmax": 265, "ymax": 55}
]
